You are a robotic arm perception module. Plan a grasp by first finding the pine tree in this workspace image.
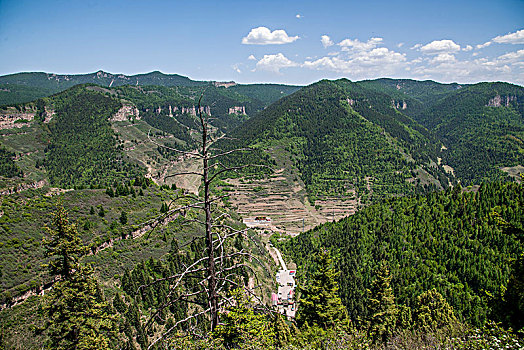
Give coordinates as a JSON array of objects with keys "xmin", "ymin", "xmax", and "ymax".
[
  {"xmin": 502, "ymin": 252, "xmax": 524, "ymax": 332},
  {"xmin": 119, "ymin": 210, "xmax": 128, "ymax": 225},
  {"xmin": 296, "ymin": 249, "xmax": 348, "ymax": 330},
  {"xmin": 213, "ymin": 289, "xmax": 275, "ymax": 348},
  {"xmin": 43, "ymin": 206, "xmax": 117, "ymax": 349},
  {"xmin": 415, "ymin": 288, "xmax": 456, "ymax": 331},
  {"xmin": 43, "ymin": 206, "xmax": 87, "ymax": 279},
  {"xmin": 367, "ymin": 261, "xmax": 398, "ymax": 342}
]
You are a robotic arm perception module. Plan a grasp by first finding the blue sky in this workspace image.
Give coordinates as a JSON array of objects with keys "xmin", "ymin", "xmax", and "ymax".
[{"xmin": 0, "ymin": 0, "xmax": 523, "ymax": 85}]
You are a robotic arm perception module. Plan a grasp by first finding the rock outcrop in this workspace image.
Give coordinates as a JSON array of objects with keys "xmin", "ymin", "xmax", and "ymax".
[
  {"xmin": 111, "ymin": 105, "xmax": 140, "ymax": 121},
  {"xmin": 487, "ymin": 95, "xmax": 518, "ymax": 107},
  {"xmin": 228, "ymin": 106, "xmax": 246, "ymax": 115}
]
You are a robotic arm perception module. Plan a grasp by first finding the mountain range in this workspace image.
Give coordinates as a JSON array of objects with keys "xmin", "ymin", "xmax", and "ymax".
[{"xmin": 0, "ymin": 71, "xmax": 522, "ymax": 348}]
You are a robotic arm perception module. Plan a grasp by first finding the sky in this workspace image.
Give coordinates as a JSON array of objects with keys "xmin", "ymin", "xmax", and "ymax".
[{"xmin": 0, "ymin": 0, "xmax": 523, "ymax": 86}]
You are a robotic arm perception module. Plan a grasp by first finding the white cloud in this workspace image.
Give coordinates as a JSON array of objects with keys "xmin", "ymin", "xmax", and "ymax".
[
  {"xmin": 419, "ymin": 39, "xmax": 461, "ymax": 54},
  {"xmin": 477, "ymin": 29, "xmax": 524, "ymax": 49},
  {"xmin": 492, "ymin": 29, "xmax": 524, "ymax": 44},
  {"xmin": 241, "ymin": 27, "xmax": 299, "ymax": 45},
  {"xmin": 247, "ymin": 54, "xmax": 256, "ymax": 60},
  {"xmin": 431, "ymin": 53, "xmax": 456, "ymax": 63},
  {"xmin": 397, "ymin": 42, "xmax": 404, "ymax": 48},
  {"xmin": 303, "ymin": 47, "xmax": 406, "ymax": 77},
  {"xmin": 321, "ymin": 35, "xmax": 334, "ymax": 48},
  {"xmin": 338, "ymin": 37, "xmax": 383, "ymax": 51},
  {"xmin": 497, "ymin": 49, "xmax": 524, "ymax": 62},
  {"xmin": 462, "ymin": 45, "xmax": 473, "ymax": 52},
  {"xmin": 232, "ymin": 64, "xmax": 242, "ymax": 73},
  {"xmin": 296, "ymin": 14, "xmax": 302, "ymax": 18},
  {"xmin": 477, "ymin": 42, "xmax": 492, "ymax": 49},
  {"xmin": 409, "ymin": 48, "xmax": 524, "ymax": 84},
  {"xmin": 411, "ymin": 44, "xmax": 422, "ymax": 50},
  {"xmin": 255, "ymin": 53, "xmax": 298, "ymax": 73}
]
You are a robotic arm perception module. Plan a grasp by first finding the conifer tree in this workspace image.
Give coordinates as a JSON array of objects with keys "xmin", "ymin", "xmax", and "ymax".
[
  {"xmin": 415, "ymin": 288, "xmax": 456, "ymax": 331},
  {"xmin": 296, "ymin": 249, "xmax": 348, "ymax": 329},
  {"xmin": 367, "ymin": 261, "xmax": 398, "ymax": 342},
  {"xmin": 43, "ymin": 206, "xmax": 117, "ymax": 349},
  {"xmin": 502, "ymin": 252, "xmax": 524, "ymax": 332},
  {"xmin": 119, "ymin": 210, "xmax": 128, "ymax": 225}
]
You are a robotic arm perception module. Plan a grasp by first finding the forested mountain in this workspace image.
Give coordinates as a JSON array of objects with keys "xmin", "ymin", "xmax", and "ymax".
[
  {"xmin": 0, "ymin": 74, "xmax": 523, "ymax": 349},
  {"xmin": 0, "ymin": 79, "xmax": 297, "ymax": 191},
  {"xmin": 0, "ymin": 70, "xmax": 300, "ymax": 106},
  {"xmin": 281, "ymin": 181, "xmax": 524, "ymax": 327},
  {"xmin": 358, "ymin": 79, "xmax": 524, "ymax": 185},
  {"xmin": 223, "ymin": 79, "xmax": 451, "ymax": 205}
]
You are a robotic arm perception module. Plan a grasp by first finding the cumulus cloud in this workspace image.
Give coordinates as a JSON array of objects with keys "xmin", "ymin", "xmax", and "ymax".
[
  {"xmin": 462, "ymin": 45, "xmax": 473, "ymax": 52},
  {"xmin": 497, "ymin": 49, "xmax": 524, "ymax": 63},
  {"xmin": 248, "ymin": 54, "xmax": 256, "ymax": 60},
  {"xmin": 321, "ymin": 35, "xmax": 334, "ymax": 48},
  {"xmin": 409, "ymin": 48, "xmax": 524, "ymax": 84},
  {"xmin": 493, "ymin": 29, "xmax": 524, "ymax": 44},
  {"xmin": 419, "ymin": 39, "xmax": 461, "ymax": 54},
  {"xmin": 478, "ymin": 29, "xmax": 524, "ymax": 49},
  {"xmin": 241, "ymin": 27, "xmax": 299, "ymax": 45},
  {"xmin": 255, "ymin": 53, "xmax": 298, "ymax": 73},
  {"xmin": 430, "ymin": 53, "xmax": 456, "ymax": 63},
  {"xmin": 476, "ymin": 42, "xmax": 492, "ymax": 49},
  {"xmin": 338, "ymin": 37, "xmax": 383, "ymax": 51},
  {"xmin": 303, "ymin": 47, "xmax": 406, "ymax": 77}
]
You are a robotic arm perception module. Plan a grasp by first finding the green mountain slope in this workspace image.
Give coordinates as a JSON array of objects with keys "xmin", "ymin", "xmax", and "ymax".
[
  {"xmin": 281, "ymin": 181, "xmax": 524, "ymax": 326},
  {"xmin": 0, "ymin": 71, "xmax": 300, "ymax": 107},
  {"xmin": 225, "ymin": 79, "xmax": 448, "ymax": 204},
  {"xmin": 416, "ymin": 83, "xmax": 523, "ymax": 184}
]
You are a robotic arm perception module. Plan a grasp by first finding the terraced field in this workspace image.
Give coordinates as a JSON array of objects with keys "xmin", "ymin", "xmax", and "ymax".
[{"xmin": 222, "ymin": 147, "xmax": 358, "ymax": 235}]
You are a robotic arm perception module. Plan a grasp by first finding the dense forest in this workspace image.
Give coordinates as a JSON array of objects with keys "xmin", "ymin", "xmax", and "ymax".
[
  {"xmin": 223, "ymin": 79, "xmax": 449, "ymax": 203},
  {"xmin": 360, "ymin": 79, "xmax": 524, "ymax": 185},
  {"xmin": 0, "ymin": 74, "xmax": 523, "ymax": 349},
  {"xmin": 43, "ymin": 87, "xmax": 143, "ymax": 188},
  {"xmin": 281, "ymin": 181, "xmax": 524, "ymax": 329},
  {"xmin": 0, "ymin": 147, "xmax": 22, "ymax": 178}
]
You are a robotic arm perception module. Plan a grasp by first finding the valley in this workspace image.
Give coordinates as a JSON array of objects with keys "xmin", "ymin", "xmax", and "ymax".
[{"xmin": 0, "ymin": 71, "xmax": 522, "ymax": 349}]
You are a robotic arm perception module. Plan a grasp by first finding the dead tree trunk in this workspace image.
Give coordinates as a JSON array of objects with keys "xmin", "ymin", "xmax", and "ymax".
[
  {"xmin": 200, "ymin": 103, "xmax": 219, "ymax": 330},
  {"xmin": 141, "ymin": 93, "xmax": 271, "ymax": 348}
]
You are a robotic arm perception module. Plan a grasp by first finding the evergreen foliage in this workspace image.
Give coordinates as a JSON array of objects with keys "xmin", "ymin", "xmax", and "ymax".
[
  {"xmin": 213, "ymin": 289, "xmax": 276, "ymax": 348},
  {"xmin": 42, "ymin": 207, "xmax": 117, "ymax": 349},
  {"xmin": 283, "ymin": 182, "xmax": 524, "ymax": 327},
  {"xmin": 296, "ymin": 249, "xmax": 348, "ymax": 329},
  {"xmin": 366, "ymin": 261, "xmax": 398, "ymax": 342},
  {"xmin": 44, "ymin": 87, "xmax": 143, "ymax": 188},
  {"xmin": 415, "ymin": 288, "xmax": 457, "ymax": 332},
  {"xmin": 0, "ymin": 147, "xmax": 23, "ymax": 178}
]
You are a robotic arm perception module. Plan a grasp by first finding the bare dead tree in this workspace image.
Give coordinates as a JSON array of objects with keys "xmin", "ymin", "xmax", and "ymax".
[{"xmin": 141, "ymin": 93, "xmax": 272, "ymax": 349}]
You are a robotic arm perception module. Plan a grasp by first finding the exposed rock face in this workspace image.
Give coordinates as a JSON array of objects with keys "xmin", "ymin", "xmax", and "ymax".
[
  {"xmin": 0, "ymin": 111, "xmax": 35, "ymax": 130},
  {"xmin": 43, "ymin": 107, "xmax": 55, "ymax": 123},
  {"xmin": 391, "ymin": 100, "xmax": 407, "ymax": 110},
  {"xmin": 179, "ymin": 106, "xmax": 211, "ymax": 116},
  {"xmin": 0, "ymin": 180, "xmax": 46, "ymax": 196},
  {"xmin": 228, "ymin": 106, "xmax": 246, "ymax": 115},
  {"xmin": 111, "ymin": 105, "xmax": 140, "ymax": 121},
  {"xmin": 487, "ymin": 95, "xmax": 518, "ymax": 107},
  {"xmin": 214, "ymin": 81, "xmax": 237, "ymax": 88}
]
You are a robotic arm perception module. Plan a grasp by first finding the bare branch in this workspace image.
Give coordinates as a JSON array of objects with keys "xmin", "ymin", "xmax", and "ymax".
[{"xmin": 147, "ymin": 129, "xmax": 202, "ymax": 158}]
